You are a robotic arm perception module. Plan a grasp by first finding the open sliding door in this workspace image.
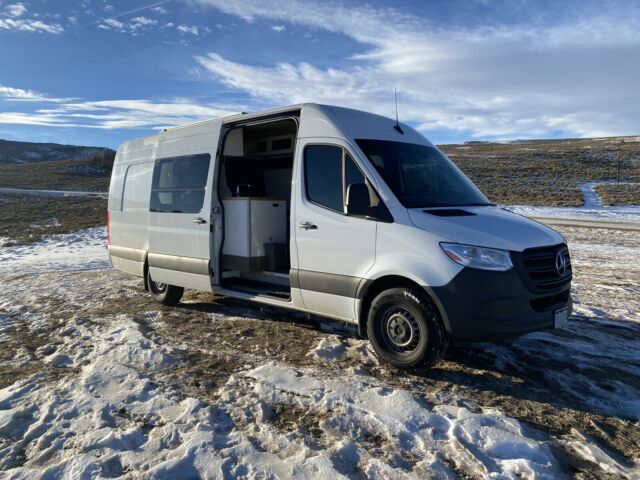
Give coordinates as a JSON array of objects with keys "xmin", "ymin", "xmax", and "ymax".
[{"xmin": 147, "ymin": 122, "xmax": 222, "ymax": 291}]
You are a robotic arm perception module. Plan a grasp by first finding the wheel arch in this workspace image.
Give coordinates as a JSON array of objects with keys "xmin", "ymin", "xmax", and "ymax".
[{"xmin": 356, "ymin": 275, "xmax": 451, "ymax": 338}]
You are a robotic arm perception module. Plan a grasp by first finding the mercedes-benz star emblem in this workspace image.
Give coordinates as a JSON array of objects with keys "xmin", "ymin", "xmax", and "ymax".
[{"xmin": 555, "ymin": 251, "xmax": 566, "ymax": 276}]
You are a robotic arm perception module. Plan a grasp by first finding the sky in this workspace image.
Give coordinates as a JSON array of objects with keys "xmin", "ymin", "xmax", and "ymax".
[{"xmin": 0, "ymin": 0, "xmax": 639, "ymax": 148}]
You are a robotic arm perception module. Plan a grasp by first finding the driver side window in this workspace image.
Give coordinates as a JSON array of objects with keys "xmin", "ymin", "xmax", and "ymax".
[{"xmin": 304, "ymin": 145, "xmax": 367, "ymax": 213}]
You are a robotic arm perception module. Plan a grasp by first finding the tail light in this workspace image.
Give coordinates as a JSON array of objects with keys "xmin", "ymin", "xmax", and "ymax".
[{"xmin": 107, "ymin": 210, "xmax": 111, "ymax": 245}]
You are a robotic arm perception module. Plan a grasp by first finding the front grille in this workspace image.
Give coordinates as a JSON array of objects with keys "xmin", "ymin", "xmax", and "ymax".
[
  {"xmin": 530, "ymin": 290, "xmax": 571, "ymax": 312},
  {"xmin": 521, "ymin": 244, "xmax": 572, "ymax": 291}
]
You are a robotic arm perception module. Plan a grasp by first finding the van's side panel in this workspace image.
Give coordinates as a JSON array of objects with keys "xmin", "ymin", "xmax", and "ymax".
[
  {"xmin": 108, "ymin": 136, "xmax": 158, "ymax": 276},
  {"xmin": 147, "ymin": 121, "xmax": 223, "ymax": 291}
]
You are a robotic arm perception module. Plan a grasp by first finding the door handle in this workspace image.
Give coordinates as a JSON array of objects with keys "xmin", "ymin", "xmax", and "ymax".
[
  {"xmin": 193, "ymin": 217, "xmax": 207, "ymax": 224},
  {"xmin": 298, "ymin": 221, "xmax": 317, "ymax": 230}
]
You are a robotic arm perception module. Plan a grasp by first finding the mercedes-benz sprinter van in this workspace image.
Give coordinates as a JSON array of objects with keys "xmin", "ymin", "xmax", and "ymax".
[{"xmin": 108, "ymin": 104, "xmax": 572, "ymax": 369}]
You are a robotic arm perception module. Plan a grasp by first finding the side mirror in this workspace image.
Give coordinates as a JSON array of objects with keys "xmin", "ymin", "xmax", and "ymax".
[{"xmin": 346, "ymin": 182, "xmax": 373, "ymax": 217}]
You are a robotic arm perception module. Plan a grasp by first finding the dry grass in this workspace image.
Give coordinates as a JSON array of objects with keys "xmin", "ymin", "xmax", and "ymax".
[
  {"xmin": 0, "ymin": 152, "xmax": 114, "ymax": 192},
  {"xmin": 595, "ymin": 184, "xmax": 640, "ymax": 206},
  {"xmin": 440, "ymin": 136, "xmax": 640, "ymax": 206},
  {"xmin": 0, "ymin": 193, "xmax": 107, "ymax": 246}
]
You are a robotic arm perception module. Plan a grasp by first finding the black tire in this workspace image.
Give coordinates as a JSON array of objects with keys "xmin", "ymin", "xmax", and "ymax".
[
  {"xmin": 146, "ymin": 268, "xmax": 184, "ymax": 306},
  {"xmin": 367, "ymin": 287, "xmax": 447, "ymax": 369}
]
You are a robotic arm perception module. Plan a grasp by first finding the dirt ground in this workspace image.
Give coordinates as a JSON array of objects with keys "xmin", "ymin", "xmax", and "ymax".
[{"xmin": 0, "ymin": 224, "xmax": 638, "ymax": 478}]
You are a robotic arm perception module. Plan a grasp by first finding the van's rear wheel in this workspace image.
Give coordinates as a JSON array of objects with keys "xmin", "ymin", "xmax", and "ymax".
[
  {"xmin": 367, "ymin": 288, "xmax": 447, "ymax": 369},
  {"xmin": 146, "ymin": 268, "xmax": 184, "ymax": 306}
]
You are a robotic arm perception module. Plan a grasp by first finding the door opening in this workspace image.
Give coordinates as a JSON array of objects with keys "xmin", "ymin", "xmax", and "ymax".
[{"xmin": 217, "ymin": 117, "xmax": 298, "ymax": 300}]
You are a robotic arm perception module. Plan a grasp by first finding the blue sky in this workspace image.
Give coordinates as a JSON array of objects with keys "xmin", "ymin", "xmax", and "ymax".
[{"xmin": 0, "ymin": 0, "xmax": 639, "ymax": 148}]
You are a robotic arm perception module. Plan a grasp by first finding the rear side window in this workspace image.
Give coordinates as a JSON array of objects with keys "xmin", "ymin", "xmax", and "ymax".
[
  {"xmin": 304, "ymin": 145, "xmax": 343, "ymax": 212},
  {"xmin": 150, "ymin": 154, "xmax": 211, "ymax": 213},
  {"xmin": 122, "ymin": 162, "xmax": 153, "ymax": 212}
]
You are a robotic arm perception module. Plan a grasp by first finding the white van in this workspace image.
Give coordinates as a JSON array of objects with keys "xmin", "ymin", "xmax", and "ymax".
[{"xmin": 108, "ymin": 103, "xmax": 572, "ymax": 368}]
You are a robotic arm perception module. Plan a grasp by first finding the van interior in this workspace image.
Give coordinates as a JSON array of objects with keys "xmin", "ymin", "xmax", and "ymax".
[{"xmin": 218, "ymin": 118, "xmax": 298, "ymax": 300}]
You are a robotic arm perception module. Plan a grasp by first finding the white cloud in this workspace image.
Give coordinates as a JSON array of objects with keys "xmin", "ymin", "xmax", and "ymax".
[
  {"xmin": 98, "ymin": 15, "xmax": 157, "ymax": 33},
  {"xmin": 194, "ymin": 0, "xmax": 640, "ymax": 139},
  {"xmin": 0, "ymin": 84, "xmax": 74, "ymax": 103},
  {"xmin": 0, "ymin": 85, "xmax": 46, "ymax": 101},
  {"xmin": 0, "ymin": 112, "xmax": 77, "ymax": 128},
  {"xmin": 151, "ymin": 6, "xmax": 168, "ymax": 14},
  {"xmin": 177, "ymin": 25, "xmax": 199, "ymax": 35},
  {"xmin": 103, "ymin": 4, "xmax": 114, "ymax": 12},
  {"xmin": 102, "ymin": 18, "xmax": 124, "ymax": 30},
  {"xmin": 131, "ymin": 16, "xmax": 157, "ymax": 26},
  {"xmin": 0, "ymin": 2, "xmax": 65, "ymax": 34},
  {"xmin": 5, "ymin": 3, "xmax": 27, "ymax": 17},
  {"xmin": 0, "ymin": 17, "xmax": 63, "ymax": 33},
  {"xmin": 0, "ymin": 85, "xmax": 242, "ymax": 130},
  {"xmin": 271, "ymin": 25, "xmax": 285, "ymax": 32}
]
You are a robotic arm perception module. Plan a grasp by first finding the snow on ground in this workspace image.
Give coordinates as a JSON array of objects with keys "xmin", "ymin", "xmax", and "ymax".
[
  {"xmin": 506, "ymin": 204, "xmax": 640, "ymax": 223},
  {"xmin": 242, "ymin": 363, "xmax": 563, "ymax": 478},
  {"xmin": 0, "ymin": 312, "xmax": 562, "ymax": 478},
  {"xmin": 0, "ymin": 188, "xmax": 108, "ymax": 198},
  {"xmin": 506, "ymin": 181, "xmax": 640, "ymax": 224},
  {"xmin": 579, "ymin": 181, "xmax": 612, "ymax": 208},
  {"xmin": 0, "ymin": 273, "xmax": 561, "ymax": 476},
  {"xmin": 0, "ymin": 226, "xmax": 639, "ymax": 477},
  {"xmin": 0, "ymin": 227, "xmax": 109, "ymax": 274}
]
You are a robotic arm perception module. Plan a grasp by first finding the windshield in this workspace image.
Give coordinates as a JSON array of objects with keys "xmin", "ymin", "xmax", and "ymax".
[{"xmin": 355, "ymin": 139, "xmax": 491, "ymax": 209}]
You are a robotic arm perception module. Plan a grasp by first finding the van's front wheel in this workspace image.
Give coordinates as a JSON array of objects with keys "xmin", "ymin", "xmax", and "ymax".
[
  {"xmin": 367, "ymin": 288, "xmax": 447, "ymax": 369},
  {"xmin": 146, "ymin": 268, "xmax": 184, "ymax": 306}
]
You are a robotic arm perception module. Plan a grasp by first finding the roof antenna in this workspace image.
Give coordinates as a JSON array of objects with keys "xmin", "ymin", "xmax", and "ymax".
[{"xmin": 394, "ymin": 88, "xmax": 404, "ymax": 134}]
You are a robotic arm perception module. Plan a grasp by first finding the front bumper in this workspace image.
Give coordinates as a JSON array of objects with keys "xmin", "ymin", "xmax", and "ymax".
[{"xmin": 428, "ymin": 266, "xmax": 572, "ymax": 341}]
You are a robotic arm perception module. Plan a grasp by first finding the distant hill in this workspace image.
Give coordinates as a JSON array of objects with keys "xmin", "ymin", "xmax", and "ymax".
[
  {"xmin": 440, "ymin": 135, "xmax": 639, "ymax": 206},
  {"xmin": 0, "ymin": 139, "xmax": 113, "ymax": 164}
]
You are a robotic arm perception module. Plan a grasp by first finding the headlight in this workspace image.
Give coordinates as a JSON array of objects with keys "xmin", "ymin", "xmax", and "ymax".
[{"xmin": 440, "ymin": 243, "xmax": 513, "ymax": 271}]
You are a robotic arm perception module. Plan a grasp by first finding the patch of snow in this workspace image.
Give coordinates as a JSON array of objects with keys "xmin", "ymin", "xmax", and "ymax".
[
  {"xmin": 22, "ymin": 151, "xmax": 42, "ymax": 160},
  {"xmin": 565, "ymin": 430, "xmax": 631, "ymax": 477},
  {"xmin": 0, "ymin": 316, "xmax": 352, "ymax": 478},
  {"xmin": 62, "ymin": 164, "xmax": 109, "ymax": 177},
  {"xmin": 30, "ymin": 217, "xmax": 61, "ymax": 229},
  {"xmin": 308, "ymin": 335, "xmax": 379, "ymax": 366},
  {"xmin": 0, "ymin": 187, "xmax": 108, "ymax": 198},
  {"xmin": 0, "ymin": 227, "xmax": 109, "ymax": 275},
  {"xmin": 0, "ymin": 311, "xmax": 16, "ymax": 342},
  {"xmin": 244, "ymin": 363, "xmax": 562, "ymax": 478},
  {"xmin": 506, "ymin": 204, "xmax": 640, "ymax": 223},
  {"xmin": 578, "ymin": 181, "xmax": 612, "ymax": 208},
  {"xmin": 506, "ymin": 180, "xmax": 640, "ymax": 223},
  {"xmin": 307, "ymin": 336, "xmax": 348, "ymax": 361}
]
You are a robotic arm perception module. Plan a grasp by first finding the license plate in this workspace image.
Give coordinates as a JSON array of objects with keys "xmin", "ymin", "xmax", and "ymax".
[{"xmin": 554, "ymin": 307, "xmax": 568, "ymax": 326}]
